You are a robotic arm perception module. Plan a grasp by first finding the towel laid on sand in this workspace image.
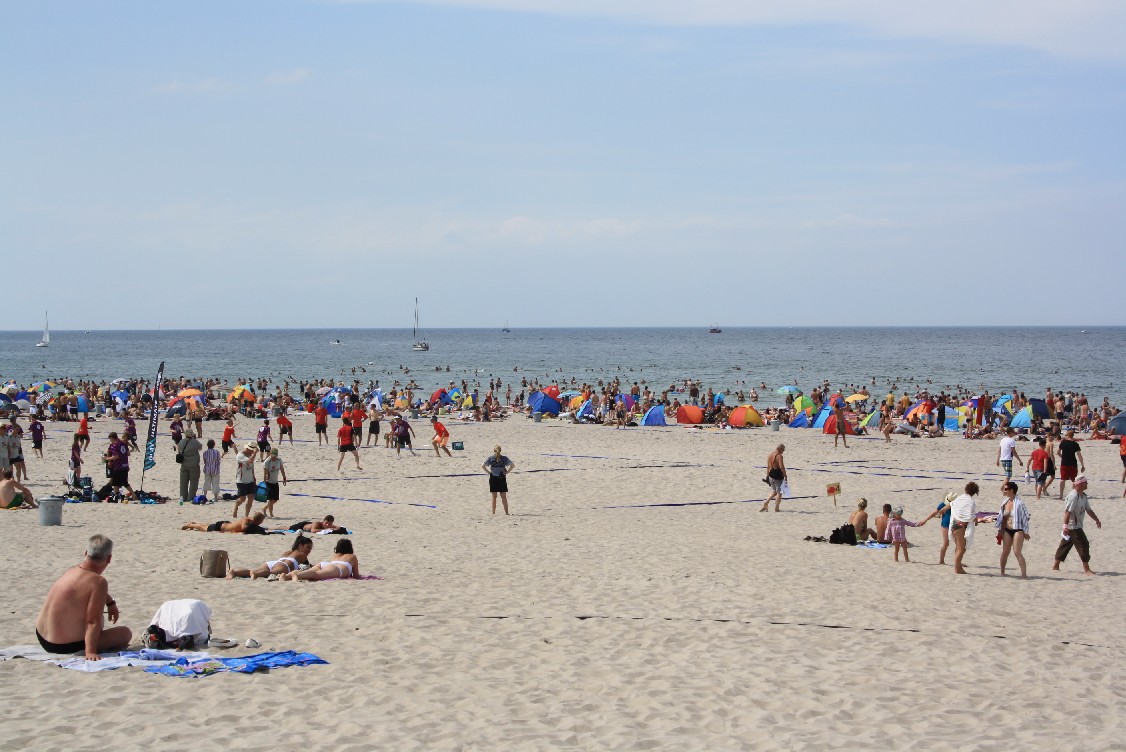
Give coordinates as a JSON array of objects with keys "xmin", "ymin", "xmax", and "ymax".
[
  {"xmin": 0, "ymin": 645, "xmax": 212, "ymax": 672},
  {"xmin": 146, "ymin": 650, "xmax": 327, "ymax": 677}
]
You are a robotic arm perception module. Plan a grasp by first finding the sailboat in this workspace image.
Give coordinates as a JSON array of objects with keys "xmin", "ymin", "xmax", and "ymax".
[
  {"xmin": 412, "ymin": 298, "xmax": 429, "ymax": 351},
  {"xmin": 36, "ymin": 312, "xmax": 50, "ymax": 347},
  {"xmin": 502, "ymin": 320, "xmax": 511, "ymax": 334}
]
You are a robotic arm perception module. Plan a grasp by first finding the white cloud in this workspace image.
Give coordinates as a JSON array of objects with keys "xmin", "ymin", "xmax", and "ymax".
[
  {"xmin": 347, "ymin": 0, "xmax": 1126, "ymax": 62},
  {"xmin": 265, "ymin": 67, "xmax": 313, "ymax": 86}
]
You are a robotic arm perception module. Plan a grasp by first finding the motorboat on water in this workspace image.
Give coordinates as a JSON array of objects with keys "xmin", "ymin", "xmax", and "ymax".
[{"xmin": 708, "ymin": 324, "xmax": 722, "ymax": 334}]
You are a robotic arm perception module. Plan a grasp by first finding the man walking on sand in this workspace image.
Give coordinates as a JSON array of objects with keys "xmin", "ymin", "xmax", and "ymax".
[
  {"xmin": 1057, "ymin": 429, "xmax": 1084, "ymax": 499},
  {"xmin": 1054, "ymin": 476, "xmax": 1102, "ymax": 576},
  {"xmin": 337, "ymin": 418, "xmax": 363, "ymax": 471},
  {"xmin": 996, "ymin": 427, "xmax": 1023, "ymax": 489},
  {"xmin": 232, "ymin": 443, "xmax": 257, "ymax": 518},
  {"xmin": 833, "ymin": 402, "xmax": 848, "ymax": 449},
  {"xmin": 761, "ymin": 444, "xmax": 787, "ymax": 512},
  {"xmin": 430, "ymin": 415, "xmax": 452, "ymax": 457},
  {"xmin": 35, "ymin": 535, "xmax": 131, "ymax": 660}
]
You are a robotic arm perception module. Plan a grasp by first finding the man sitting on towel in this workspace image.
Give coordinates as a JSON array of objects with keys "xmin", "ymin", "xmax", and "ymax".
[{"xmin": 35, "ymin": 535, "xmax": 131, "ymax": 660}]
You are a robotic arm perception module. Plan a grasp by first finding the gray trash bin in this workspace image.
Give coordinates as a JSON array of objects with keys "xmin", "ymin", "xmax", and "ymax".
[
  {"xmin": 39, "ymin": 496, "xmax": 65, "ymax": 526},
  {"xmin": 770, "ymin": 420, "xmax": 780, "ymax": 432},
  {"xmin": 533, "ymin": 412, "xmax": 543, "ymax": 423}
]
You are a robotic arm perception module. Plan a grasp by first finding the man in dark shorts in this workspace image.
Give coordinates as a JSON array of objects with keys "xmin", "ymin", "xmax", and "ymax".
[
  {"xmin": 1057, "ymin": 429, "xmax": 1084, "ymax": 499},
  {"xmin": 336, "ymin": 418, "xmax": 363, "ymax": 471},
  {"xmin": 366, "ymin": 404, "xmax": 382, "ymax": 446},
  {"xmin": 315, "ymin": 404, "xmax": 329, "ymax": 446},
  {"xmin": 392, "ymin": 415, "xmax": 416, "ymax": 458},
  {"xmin": 183, "ymin": 513, "xmax": 268, "ymax": 534},
  {"xmin": 289, "ymin": 515, "xmax": 345, "ymax": 533},
  {"xmin": 833, "ymin": 403, "xmax": 849, "ymax": 449},
  {"xmin": 102, "ymin": 432, "xmax": 134, "ymax": 501},
  {"xmin": 761, "ymin": 444, "xmax": 787, "ymax": 512},
  {"xmin": 256, "ymin": 418, "xmax": 271, "ymax": 461},
  {"xmin": 35, "ymin": 535, "xmax": 131, "ymax": 659},
  {"xmin": 232, "ymin": 443, "xmax": 257, "ymax": 518},
  {"xmin": 350, "ymin": 405, "xmax": 365, "ymax": 446},
  {"xmin": 276, "ymin": 411, "xmax": 294, "ymax": 445}
]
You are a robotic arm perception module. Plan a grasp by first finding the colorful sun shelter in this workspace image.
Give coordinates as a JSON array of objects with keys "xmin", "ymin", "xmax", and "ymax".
[
  {"xmin": 788, "ymin": 412, "xmax": 810, "ymax": 428},
  {"xmin": 641, "ymin": 406, "xmax": 667, "ymax": 426},
  {"xmin": 577, "ymin": 398, "xmax": 595, "ymax": 420},
  {"xmin": 676, "ymin": 404, "xmax": 703, "ymax": 424},
  {"xmin": 822, "ymin": 414, "xmax": 856, "ymax": 435},
  {"xmin": 728, "ymin": 405, "xmax": 764, "ymax": 427},
  {"xmin": 528, "ymin": 391, "xmax": 562, "ymax": 416}
]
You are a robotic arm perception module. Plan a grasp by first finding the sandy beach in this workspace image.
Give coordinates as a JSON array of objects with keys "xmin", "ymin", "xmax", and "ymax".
[{"xmin": 3, "ymin": 413, "xmax": 1125, "ymax": 751}]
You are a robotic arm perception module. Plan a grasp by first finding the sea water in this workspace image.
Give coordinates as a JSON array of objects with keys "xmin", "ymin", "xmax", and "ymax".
[{"xmin": 1, "ymin": 327, "xmax": 1123, "ymax": 406}]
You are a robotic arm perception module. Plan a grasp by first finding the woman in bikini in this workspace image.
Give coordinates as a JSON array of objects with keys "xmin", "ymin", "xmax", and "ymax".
[
  {"xmin": 226, "ymin": 536, "xmax": 314, "ymax": 579},
  {"xmin": 285, "ymin": 539, "xmax": 359, "ymax": 581},
  {"xmin": 995, "ymin": 482, "xmax": 1031, "ymax": 578}
]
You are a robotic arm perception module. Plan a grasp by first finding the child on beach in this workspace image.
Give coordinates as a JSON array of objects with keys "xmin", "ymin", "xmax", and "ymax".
[{"xmin": 886, "ymin": 506, "xmax": 924, "ymax": 562}]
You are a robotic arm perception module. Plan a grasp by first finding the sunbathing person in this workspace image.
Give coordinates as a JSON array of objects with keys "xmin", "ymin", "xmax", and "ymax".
[
  {"xmin": 1, "ymin": 470, "xmax": 37, "ymax": 509},
  {"xmin": 227, "ymin": 536, "xmax": 314, "ymax": 579},
  {"xmin": 848, "ymin": 499, "xmax": 879, "ymax": 541},
  {"xmin": 287, "ymin": 515, "xmax": 345, "ymax": 533},
  {"xmin": 182, "ymin": 512, "xmax": 268, "ymax": 534},
  {"xmin": 285, "ymin": 539, "xmax": 360, "ymax": 581}
]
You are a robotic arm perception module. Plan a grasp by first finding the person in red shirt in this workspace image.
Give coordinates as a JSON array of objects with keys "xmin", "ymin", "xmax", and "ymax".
[
  {"xmin": 430, "ymin": 416, "xmax": 452, "ymax": 457},
  {"xmin": 1029, "ymin": 437, "xmax": 1050, "ymax": 499},
  {"xmin": 221, "ymin": 418, "xmax": 237, "ymax": 456},
  {"xmin": 76, "ymin": 414, "xmax": 91, "ymax": 451},
  {"xmin": 276, "ymin": 411, "xmax": 294, "ymax": 446},
  {"xmin": 350, "ymin": 406, "xmax": 365, "ymax": 446},
  {"xmin": 336, "ymin": 418, "xmax": 362, "ymax": 471},
  {"xmin": 315, "ymin": 404, "xmax": 329, "ymax": 446}
]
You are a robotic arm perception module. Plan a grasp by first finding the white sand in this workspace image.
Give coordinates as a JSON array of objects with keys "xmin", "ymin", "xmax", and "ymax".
[{"xmin": 3, "ymin": 414, "xmax": 1125, "ymax": 750}]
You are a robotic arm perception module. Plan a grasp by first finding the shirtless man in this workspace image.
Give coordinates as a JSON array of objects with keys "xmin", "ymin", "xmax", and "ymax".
[
  {"xmin": 760, "ymin": 444, "xmax": 788, "ymax": 512},
  {"xmin": 35, "ymin": 535, "xmax": 131, "ymax": 660},
  {"xmin": 287, "ymin": 515, "xmax": 345, "ymax": 533},
  {"xmin": 848, "ymin": 499, "xmax": 878, "ymax": 541},
  {"xmin": 874, "ymin": 504, "xmax": 893, "ymax": 543},
  {"xmin": 0, "ymin": 470, "xmax": 37, "ymax": 509},
  {"xmin": 181, "ymin": 512, "xmax": 268, "ymax": 534}
]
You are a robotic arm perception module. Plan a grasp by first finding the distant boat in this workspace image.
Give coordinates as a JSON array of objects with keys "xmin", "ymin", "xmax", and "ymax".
[
  {"xmin": 412, "ymin": 298, "xmax": 429, "ymax": 351},
  {"xmin": 35, "ymin": 312, "xmax": 49, "ymax": 347},
  {"xmin": 502, "ymin": 320, "xmax": 511, "ymax": 334},
  {"xmin": 1080, "ymin": 330, "xmax": 1089, "ymax": 334},
  {"xmin": 708, "ymin": 324, "xmax": 722, "ymax": 334},
  {"xmin": 329, "ymin": 339, "xmax": 342, "ymax": 345}
]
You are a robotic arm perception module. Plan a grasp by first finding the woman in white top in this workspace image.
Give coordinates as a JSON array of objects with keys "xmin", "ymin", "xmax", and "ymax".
[
  {"xmin": 285, "ymin": 539, "xmax": 359, "ymax": 581},
  {"xmin": 995, "ymin": 482, "xmax": 1031, "ymax": 578},
  {"xmin": 950, "ymin": 482, "xmax": 983, "ymax": 575}
]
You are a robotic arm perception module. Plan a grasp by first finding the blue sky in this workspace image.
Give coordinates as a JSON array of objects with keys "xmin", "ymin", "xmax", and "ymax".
[{"xmin": 3, "ymin": 1, "xmax": 1124, "ymax": 329}]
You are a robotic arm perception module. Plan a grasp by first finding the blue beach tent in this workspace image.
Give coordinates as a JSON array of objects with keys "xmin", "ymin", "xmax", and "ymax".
[
  {"xmin": 577, "ymin": 399, "xmax": 595, "ymax": 420},
  {"xmin": 811, "ymin": 404, "xmax": 833, "ymax": 429},
  {"xmin": 641, "ymin": 406, "xmax": 667, "ymax": 426},
  {"xmin": 788, "ymin": 413, "xmax": 810, "ymax": 428},
  {"xmin": 528, "ymin": 391, "xmax": 562, "ymax": 416}
]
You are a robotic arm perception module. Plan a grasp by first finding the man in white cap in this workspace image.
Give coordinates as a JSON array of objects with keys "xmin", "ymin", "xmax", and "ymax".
[
  {"xmin": 1053, "ymin": 475, "xmax": 1102, "ymax": 576},
  {"xmin": 232, "ymin": 443, "xmax": 258, "ymax": 518}
]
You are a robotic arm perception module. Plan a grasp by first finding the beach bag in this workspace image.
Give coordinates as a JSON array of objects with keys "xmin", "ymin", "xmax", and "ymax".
[
  {"xmin": 175, "ymin": 452, "xmax": 183, "ymax": 464},
  {"xmin": 148, "ymin": 599, "xmax": 212, "ymax": 649},
  {"xmin": 200, "ymin": 549, "xmax": 229, "ymax": 578},
  {"xmin": 829, "ymin": 524, "xmax": 857, "ymax": 546},
  {"xmin": 254, "ymin": 482, "xmax": 269, "ymax": 502}
]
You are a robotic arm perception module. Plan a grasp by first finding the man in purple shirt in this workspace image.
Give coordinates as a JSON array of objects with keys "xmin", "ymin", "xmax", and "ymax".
[
  {"xmin": 102, "ymin": 432, "xmax": 134, "ymax": 501},
  {"xmin": 29, "ymin": 417, "xmax": 46, "ymax": 459},
  {"xmin": 256, "ymin": 419, "xmax": 272, "ymax": 462}
]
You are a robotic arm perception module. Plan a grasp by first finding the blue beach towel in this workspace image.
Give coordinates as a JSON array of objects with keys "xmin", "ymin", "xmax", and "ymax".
[{"xmin": 146, "ymin": 650, "xmax": 327, "ymax": 677}]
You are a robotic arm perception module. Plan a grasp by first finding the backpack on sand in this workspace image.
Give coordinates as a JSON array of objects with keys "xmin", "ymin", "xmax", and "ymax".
[
  {"xmin": 200, "ymin": 549, "xmax": 229, "ymax": 578},
  {"xmin": 829, "ymin": 523, "xmax": 858, "ymax": 546}
]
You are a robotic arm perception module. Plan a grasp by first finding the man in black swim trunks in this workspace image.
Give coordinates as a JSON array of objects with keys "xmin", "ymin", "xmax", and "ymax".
[
  {"xmin": 289, "ymin": 515, "xmax": 345, "ymax": 533},
  {"xmin": 35, "ymin": 535, "xmax": 131, "ymax": 660}
]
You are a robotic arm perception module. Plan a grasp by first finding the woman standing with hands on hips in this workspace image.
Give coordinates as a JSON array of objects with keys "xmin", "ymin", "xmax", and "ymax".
[{"xmin": 483, "ymin": 445, "xmax": 515, "ymax": 515}]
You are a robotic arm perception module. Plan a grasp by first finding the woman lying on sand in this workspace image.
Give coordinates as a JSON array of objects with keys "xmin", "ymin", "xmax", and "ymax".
[
  {"xmin": 285, "ymin": 539, "xmax": 359, "ymax": 581},
  {"xmin": 182, "ymin": 512, "xmax": 268, "ymax": 534},
  {"xmin": 226, "ymin": 535, "xmax": 314, "ymax": 579}
]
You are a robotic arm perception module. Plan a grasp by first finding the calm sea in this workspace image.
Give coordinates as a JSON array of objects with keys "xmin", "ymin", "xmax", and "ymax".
[{"xmin": 1, "ymin": 327, "xmax": 1123, "ymax": 406}]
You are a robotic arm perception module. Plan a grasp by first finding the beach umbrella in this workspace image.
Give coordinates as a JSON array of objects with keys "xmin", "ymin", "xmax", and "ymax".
[
  {"xmin": 177, "ymin": 388, "xmax": 202, "ymax": 398},
  {"xmin": 559, "ymin": 390, "xmax": 582, "ymax": 399},
  {"xmin": 14, "ymin": 399, "xmax": 32, "ymax": 413},
  {"xmin": 543, "ymin": 385, "xmax": 561, "ymax": 400},
  {"xmin": 569, "ymin": 395, "xmax": 585, "ymax": 410},
  {"xmin": 844, "ymin": 394, "xmax": 868, "ymax": 404},
  {"xmin": 791, "ymin": 395, "xmax": 815, "ymax": 413},
  {"xmin": 0, "ymin": 394, "xmax": 11, "ymax": 406},
  {"xmin": 777, "ymin": 386, "xmax": 800, "ymax": 395},
  {"xmin": 29, "ymin": 381, "xmax": 56, "ymax": 393},
  {"xmin": 110, "ymin": 389, "xmax": 130, "ymax": 402},
  {"xmin": 676, "ymin": 404, "xmax": 703, "ymax": 424},
  {"xmin": 714, "ymin": 393, "xmax": 725, "ymax": 405},
  {"xmin": 728, "ymin": 405, "xmax": 764, "ymax": 428},
  {"xmin": 315, "ymin": 386, "xmax": 333, "ymax": 396},
  {"xmin": 1109, "ymin": 414, "xmax": 1126, "ymax": 435}
]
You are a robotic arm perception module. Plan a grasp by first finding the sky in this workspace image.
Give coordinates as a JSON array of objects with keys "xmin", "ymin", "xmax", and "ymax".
[{"xmin": 3, "ymin": 0, "xmax": 1125, "ymax": 329}]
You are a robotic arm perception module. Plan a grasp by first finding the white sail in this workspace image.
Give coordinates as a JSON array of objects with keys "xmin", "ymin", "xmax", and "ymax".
[
  {"xmin": 36, "ymin": 312, "xmax": 49, "ymax": 347},
  {"xmin": 412, "ymin": 298, "xmax": 429, "ymax": 351}
]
